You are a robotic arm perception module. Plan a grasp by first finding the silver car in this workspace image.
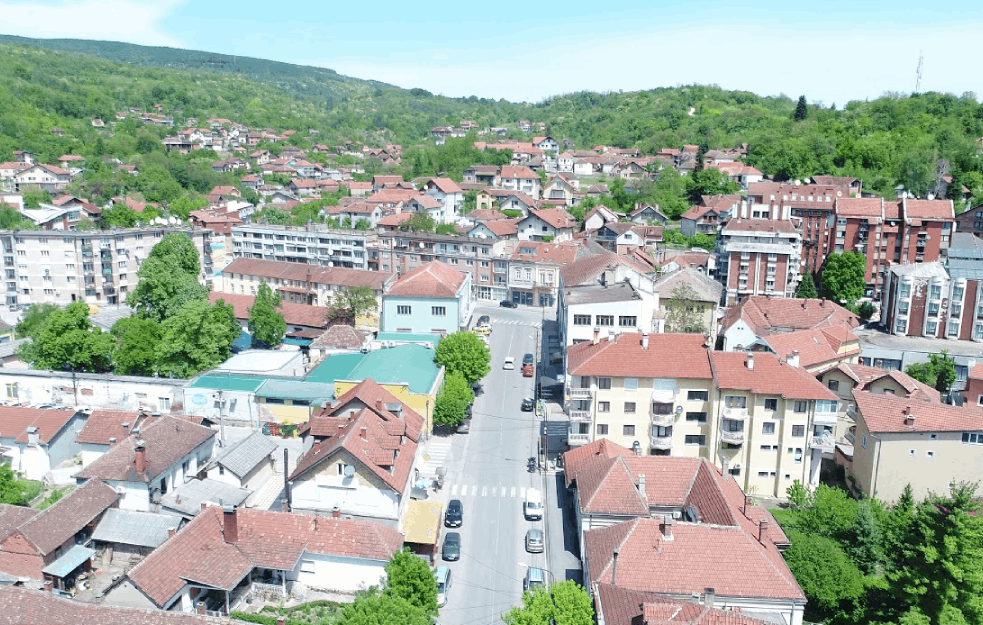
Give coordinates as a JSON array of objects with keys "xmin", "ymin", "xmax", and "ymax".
[{"xmin": 525, "ymin": 528, "xmax": 544, "ymax": 553}]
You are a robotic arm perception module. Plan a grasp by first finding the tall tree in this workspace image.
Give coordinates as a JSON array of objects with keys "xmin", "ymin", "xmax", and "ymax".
[
  {"xmin": 845, "ymin": 499, "xmax": 882, "ymax": 575},
  {"xmin": 820, "ymin": 252, "xmax": 866, "ymax": 304},
  {"xmin": 248, "ymin": 280, "xmax": 286, "ymax": 348},
  {"xmin": 383, "ymin": 548, "xmax": 438, "ymax": 618},
  {"xmin": 111, "ymin": 317, "xmax": 163, "ymax": 376},
  {"xmin": 794, "ymin": 95, "xmax": 809, "ymax": 121},
  {"xmin": 18, "ymin": 302, "xmax": 115, "ymax": 372},
  {"xmin": 664, "ymin": 282, "xmax": 708, "ymax": 333},
  {"xmin": 14, "ymin": 303, "xmax": 59, "ymax": 339},
  {"xmin": 154, "ymin": 299, "xmax": 240, "ymax": 378},
  {"xmin": 147, "ymin": 232, "xmax": 201, "ymax": 276},
  {"xmin": 905, "ymin": 351, "xmax": 957, "ymax": 398},
  {"xmin": 433, "ymin": 371, "xmax": 474, "ymax": 427},
  {"xmin": 503, "ymin": 580, "xmax": 594, "ymax": 625},
  {"xmin": 781, "ymin": 529, "xmax": 866, "ymax": 625},
  {"xmin": 434, "ymin": 331, "xmax": 491, "ymax": 385},
  {"xmin": 127, "ymin": 255, "xmax": 209, "ymax": 323},
  {"xmin": 329, "ymin": 285, "xmax": 378, "ymax": 325},
  {"xmin": 796, "ymin": 271, "xmax": 818, "ymax": 299},
  {"xmin": 336, "ymin": 589, "xmax": 430, "ymax": 625}
]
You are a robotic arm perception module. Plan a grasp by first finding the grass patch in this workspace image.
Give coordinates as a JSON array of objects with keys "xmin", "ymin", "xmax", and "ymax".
[{"xmin": 232, "ymin": 599, "xmax": 345, "ymax": 625}]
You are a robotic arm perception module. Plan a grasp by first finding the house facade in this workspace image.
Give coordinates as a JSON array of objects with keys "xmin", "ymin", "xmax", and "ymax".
[
  {"xmin": 380, "ymin": 262, "xmax": 473, "ymax": 334},
  {"xmin": 715, "ymin": 219, "xmax": 802, "ymax": 304}
]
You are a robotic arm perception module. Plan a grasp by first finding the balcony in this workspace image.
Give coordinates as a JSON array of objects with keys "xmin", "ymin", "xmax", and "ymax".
[
  {"xmin": 650, "ymin": 434, "xmax": 673, "ymax": 450},
  {"xmin": 651, "ymin": 388, "xmax": 675, "ymax": 403},
  {"xmin": 569, "ymin": 388, "xmax": 593, "ymax": 400},
  {"xmin": 651, "ymin": 412, "xmax": 675, "ymax": 427},
  {"xmin": 568, "ymin": 432, "xmax": 591, "ymax": 447},
  {"xmin": 720, "ymin": 430, "xmax": 745, "ymax": 445},
  {"xmin": 810, "ymin": 434, "xmax": 835, "ymax": 453},
  {"xmin": 846, "ymin": 405, "xmax": 858, "ymax": 421},
  {"xmin": 722, "ymin": 406, "xmax": 748, "ymax": 420},
  {"xmin": 569, "ymin": 410, "xmax": 592, "ymax": 422},
  {"xmin": 813, "ymin": 410, "xmax": 838, "ymax": 427}
]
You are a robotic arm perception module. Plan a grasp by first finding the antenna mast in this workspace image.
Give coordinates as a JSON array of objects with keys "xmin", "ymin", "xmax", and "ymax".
[{"xmin": 914, "ymin": 51, "xmax": 923, "ymax": 94}]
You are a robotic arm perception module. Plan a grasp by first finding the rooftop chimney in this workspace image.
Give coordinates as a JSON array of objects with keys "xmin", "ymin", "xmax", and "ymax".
[
  {"xmin": 611, "ymin": 549, "xmax": 619, "ymax": 586},
  {"xmin": 134, "ymin": 439, "xmax": 147, "ymax": 474},
  {"xmin": 787, "ymin": 350, "xmax": 800, "ymax": 368},
  {"xmin": 746, "ymin": 352, "xmax": 754, "ymax": 371},
  {"xmin": 593, "ymin": 327, "xmax": 600, "ymax": 345},
  {"xmin": 349, "ymin": 410, "xmax": 356, "ymax": 419},
  {"xmin": 637, "ymin": 474, "xmax": 646, "ymax": 502},
  {"xmin": 376, "ymin": 400, "xmax": 384, "ymax": 411},
  {"xmin": 332, "ymin": 506, "xmax": 341, "ymax": 519},
  {"xmin": 743, "ymin": 494, "xmax": 752, "ymax": 517},
  {"xmin": 26, "ymin": 426, "xmax": 39, "ymax": 445},
  {"xmin": 642, "ymin": 333, "xmax": 649, "ymax": 350},
  {"xmin": 43, "ymin": 580, "xmax": 53, "ymax": 593},
  {"xmin": 222, "ymin": 505, "xmax": 238, "ymax": 544},
  {"xmin": 201, "ymin": 502, "xmax": 208, "ymax": 512},
  {"xmin": 660, "ymin": 516, "xmax": 674, "ymax": 541},
  {"xmin": 360, "ymin": 426, "xmax": 368, "ymax": 440},
  {"xmin": 704, "ymin": 588, "xmax": 715, "ymax": 608},
  {"xmin": 758, "ymin": 519, "xmax": 769, "ymax": 543},
  {"xmin": 167, "ymin": 527, "xmax": 176, "ymax": 539}
]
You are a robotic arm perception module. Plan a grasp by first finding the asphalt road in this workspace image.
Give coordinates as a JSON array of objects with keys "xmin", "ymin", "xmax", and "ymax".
[{"xmin": 437, "ymin": 304, "xmax": 547, "ymax": 625}]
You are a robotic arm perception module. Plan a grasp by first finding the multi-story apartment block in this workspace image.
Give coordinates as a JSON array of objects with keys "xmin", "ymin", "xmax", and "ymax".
[
  {"xmin": 220, "ymin": 257, "xmax": 394, "ymax": 308},
  {"xmin": 715, "ymin": 219, "xmax": 801, "ymax": 304},
  {"xmin": 564, "ymin": 333, "xmax": 838, "ymax": 497},
  {"xmin": 230, "ymin": 224, "xmax": 376, "ymax": 270},
  {"xmin": 0, "ymin": 228, "xmax": 213, "ymax": 307},
  {"xmin": 509, "ymin": 240, "xmax": 606, "ymax": 307},
  {"xmin": 372, "ymin": 231, "xmax": 513, "ymax": 302}
]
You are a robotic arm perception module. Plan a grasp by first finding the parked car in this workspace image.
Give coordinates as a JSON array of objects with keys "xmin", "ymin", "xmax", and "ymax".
[
  {"xmin": 503, "ymin": 357, "xmax": 515, "ymax": 370},
  {"xmin": 500, "ymin": 300, "xmax": 517, "ymax": 308},
  {"xmin": 442, "ymin": 532, "xmax": 461, "ymax": 561},
  {"xmin": 477, "ymin": 315, "xmax": 490, "ymax": 326},
  {"xmin": 475, "ymin": 326, "xmax": 491, "ymax": 336},
  {"xmin": 521, "ymin": 397, "xmax": 535, "ymax": 412},
  {"xmin": 525, "ymin": 528, "xmax": 544, "ymax": 553},
  {"xmin": 522, "ymin": 354, "xmax": 534, "ymax": 377},
  {"xmin": 445, "ymin": 499, "xmax": 463, "ymax": 527},
  {"xmin": 435, "ymin": 566, "xmax": 451, "ymax": 606},
  {"xmin": 523, "ymin": 566, "xmax": 546, "ymax": 591},
  {"xmin": 456, "ymin": 418, "xmax": 471, "ymax": 434},
  {"xmin": 522, "ymin": 353, "xmax": 535, "ymax": 365},
  {"xmin": 524, "ymin": 489, "xmax": 543, "ymax": 520}
]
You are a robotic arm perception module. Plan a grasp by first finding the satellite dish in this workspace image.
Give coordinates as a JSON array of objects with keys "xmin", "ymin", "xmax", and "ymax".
[
  {"xmin": 675, "ymin": 405, "xmax": 684, "ymax": 415},
  {"xmin": 343, "ymin": 465, "xmax": 355, "ymax": 477}
]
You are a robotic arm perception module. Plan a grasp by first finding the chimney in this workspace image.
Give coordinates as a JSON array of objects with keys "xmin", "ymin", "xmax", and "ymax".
[
  {"xmin": 43, "ymin": 580, "xmax": 53, "ymax": 593},
  {"xmin": 746, "ymin": 352, "xmax": 754, "ymax": 371},
  {"xmin": 26, "ymin": 426, "xmax": 39, "ymax": 445},
  {"xmin": 641, "ymin": 333, "xmax": 649, "ymax": 349},
  {"xmin": 167, "ymin": 527, "xmax": 176, "ymax": 539},
  {"xmin": 704, "ymin": 588, "xmax": 715, "ymax": 608},
  {"xmin": 108, "ymin": 437, "xmax": 117, "ymax": 444},
  {"xmin": 611, "ymin": 549, "xmax": 619, "ymax": 586},
  {"xmin": 222, "ymin": 505, "xmax": 238, "ymax": 544},
  {"xmin": 201, "ymin": 502, "xmax": 208, "ymax": 512},
  {"xmin": 720, "ymin": 457, "xmax": 729, "ymax": 472},
  {"xmin": 607, "ymin": 331, "xmax": 615, "ymax": 342},
  {"xmin": 821, "ymin": 297, "xmax": 827, "ymax": 307},
  {"xmin": 787, "ymin": 350, "xmax": 800, "ymax": 368},
  {"xmin": 360, "ymin": 426, "xmax": 367, "ymax": 440},
  {"xmin": 134, "ymin": 439, "xmax": 147, "ymax": 474},
  {"xmin": 593, "ymin": 327, "xmax": 600, "ymax": 345},
  {"xmin": 376, "ymin": 400, "xmax": 384, "ymax": 411},
  {"xmin": 349, "ymin": 410, "xmax": 356, "ymax": 419},
  {"xmin": 660, "ymin": 516, "xmax": 674, "ymax": 541},
  {"xmin": 743, "ymin": 495, "xmax": 752, "ymax": 517},
  {"xmin": 758, "ymin": 519, "xmax": 769, "ymax": 543},
  {"xmin": 332, "ymin": 506, "xmax": 341, "ymax": 518},
  {"xmin": 637, "ymin": 474, "xmax": 646, "ymax": 502}
]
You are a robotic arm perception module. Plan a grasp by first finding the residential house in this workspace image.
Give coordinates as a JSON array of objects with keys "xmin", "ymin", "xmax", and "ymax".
[
  {"xmin": 708, "ymin": 162, "xmax": 763, "ymax": 188},
  {"xmin": 499, "ymin": 166, "xmax": 541, "ymax": 198},
  {"xmin": 954, "ymin": 204, "xmax": 983, "ymax": 239},
  {"xmin": 653, "ymin": 267, "xmax": 722, "ymax": 341},
  {"xmin": 421, "ymin": 178, "xmax": 465, "ymax": 223},
  {"xmin": 759, "ymin": 326, "xmax": 861, "ymax": 373},
  {"xmin": 463, "ymin": 165, "xmax": 500, "ymax": 186},
  {"xmin": 12, "ymin": 164, "xmax": 73, "ymax": 193},
  {"xmin": 322, "ymin": 202, "xmax": 385, "ymax": 228},
  {"xmin": 594, "ymin": 584, "xmax": 782, "ymax": 625},
  {"xmin": 113, "ymin": 505, "xmax": 404, "ymax": 613},
  {"xmin": 590, "ymin": 223, "xmax": 647, "ymax": 254},
  {"xmin": 679, "ymin": 194, "xmax": 740, "ymax": 237},
  {"xmin": 402, "ymin": 194, "xmax": 445, "ymax": 221},
  {"xmin": 582, "ymin": 205, "xmax": 619, "ymax": 232},
  {"xmin": 0, "ymin": 407, "xmax": 85, "ymax": 481},
  {"xmin": 715, "ymin": 219, "xmax": 803, "ymax": 303},
  {"xmin": 91, "ymin": 507, "xmax": 177, "ymax": 563},
  {"xmin": 510, "ymin": 240, "xmax": 591, "ymax": 308},
  {"xmin": 628, "ymin": 203, "xmax": 668, "ymax": 225},
  {"xmin": 720, "ymin": 296, "xmax": 860, "ymax": 352},
  {"xmin": 542, "ymin": 173, "xmax": 579, "ymax": 205},
  {"xmin": 381, "ymin": 261, "xmax": 472, "ymax": 334},
  {"xmin": 517, "ymin": 207, "xmax": 577, "ymax": 242},
  {"xmin": 75, "ymin": 409, "xmax": 146, "ymax": 467},
  {"xmin": 850, "ymin": 391, "xmax": 983, "ymax": 502},
  {"xmin": 492, "ymin": 191, "xmax": 539, "ymax": 215},
  {"xmin": 467, "ymin": 217, "xmax": 521, "ymax": 243},
  {"xmin": 205, "ymin": 431, "xmax": 278, "ymax": 490},
  {"xmin": 0, "ymin": 479, "xmax": 118, "ymax": 586},
  {"xmin": 74, "ymin": 416, "xmax": 216, "ymax": 511},
  {"xmin": 461, "ymin": 208, "xmax": 508, "ymax": 227}
]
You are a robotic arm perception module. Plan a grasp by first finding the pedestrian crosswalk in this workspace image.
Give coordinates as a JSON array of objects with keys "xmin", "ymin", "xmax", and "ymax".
[
  {"xmin": 492, "ymin": 319, "xmax": 542, "ymax": 328},
  {"xmin": 447, "ymin": 484, "xmax": 532, "ymax": 499},
  {"xmin": 419, "ymin": 438, "xmax": 453, "ymax": 476}
]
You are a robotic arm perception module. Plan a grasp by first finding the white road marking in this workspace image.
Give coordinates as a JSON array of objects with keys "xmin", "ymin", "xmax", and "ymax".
[
  {"xmin": 481, "ymin": 485, "xmax": 488, "ymax": 497},
  {"xmin": 449, "ymin": 484, "xmax": 458, "ymax": 496},
  {"xmin": 510, "ymin": 487, "xmax": 516, "ymax": 497}
]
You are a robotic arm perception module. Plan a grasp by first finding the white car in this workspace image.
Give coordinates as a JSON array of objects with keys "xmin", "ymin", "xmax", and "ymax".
[{"xmin": 503, "ymin": 357, "xmax": 515, "ymax": 370}]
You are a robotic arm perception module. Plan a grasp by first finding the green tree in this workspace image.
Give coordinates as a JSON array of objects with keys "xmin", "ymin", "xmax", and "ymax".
[
  {"xmin": 651, "ymin": 166, "xmax": 690, "ymax": 218},
  {"xmin": 148, "ymin": 232, "xmax": 202, "ymax": 276},
  {"xmin": 433, "ymin": 371, "xmax": 474, "ymax": 427},
  {"xmin": 435, "ymin": 223, "xmax": 458, "ymax": 235},
  {"xmin": 882, "ymin": 484, "xmax": 915, "ymax": 572},
  {"xmin": 155, "ymin": 298, "xmax": 240, "ymax": 378},
  {"xmin": 796, "ymin": 271, "xmax": 818, "ymax": 299},
  {"xmin": 794, "ymin": 95, "xmax": 809, "ymax": 121},
  {"xmin": 14, "ymin": 303, "xmax": 59, "ymax": 339},
  {"xmin": 329, "ymin": 285, "xmax": 378, "ymax": 325},
  {"xmin": 821, "ymin": 252, "xmax": 866, "ymax": 305},
  {"xmin": 0, "ymin": 205, "xmax": 33, "ymax": 229},
  {"xmin": 503, "ymin": 580, "xmax": 594, "ymax": 625},
  {"xmin": 664, "ymin": 282, "xmax": 708, "ymax": 333},
  {"xmin": 0, "ymin": 465, "xmax": 41, "ymax": 506},
  {"xmin": 111, "ymin": 317, "xmax": 162, "ymax": 376},
  {"xmin": 686, "ymin": 167, "xmax": 739, "ymax": 204},
  {"xmin": 400, "ymin": 213, "xmax": 436, "ymax": 233},
  {"xmin": 854, "ymin": 300, "xmax": 876, "ymax": 321},
  {"xmin": 383, "ymin": 548, "xmax": 438, "ymax": 618},
  {"xmin": 248, "ymin": 280, "xmax": 286, "ymax": 348},
  {"xmin": 786, "ymin": 479, "xmax": 811, "ymax": 511},
  {"xmin": 886, "ymin": 483, "xmax": 983, "ymax": 625},
  {"xmin": 904, "ymin": 351, "xmax": 957, "ymax": 397},
  {"xmin": 20, "ymin": 302, "xmax": 115, "ymax": 372},
  {"xmin": 434, "ymin": 331, "xmax": 492, "ymax": 385},
  {"xmin": 127, "ymin": 255, "xmax": 209, "ymax": 323},
  {"xmin": 337, "ymin": 589, "xmax": 430, "ymax": 625},
  {"xmin": 845, "ymin": 499, "xmax": 882, "ymax": 575},
  {"xmin": 782, "ymin": 529, "xmax": 866, "ymax": 625}
]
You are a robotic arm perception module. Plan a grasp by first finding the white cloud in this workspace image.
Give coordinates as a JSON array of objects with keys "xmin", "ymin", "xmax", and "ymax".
[{"xmin": 0, "ymin": 0, "xmax": 185, "ymax": 47}]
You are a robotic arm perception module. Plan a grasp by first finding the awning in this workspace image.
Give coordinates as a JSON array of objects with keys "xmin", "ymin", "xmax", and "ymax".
[
  {"xmin": 42, "ymin": 545, "xmax": 95, "ymax": 578},
  {"xmin": 403, "ymin": 500, "xmax": 442, "ymax": 545}
]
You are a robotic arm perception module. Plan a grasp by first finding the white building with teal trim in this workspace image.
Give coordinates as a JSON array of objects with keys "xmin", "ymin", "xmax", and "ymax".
[{"xmin": 380, "ymin": 261, "xmax": 473, "ymax": 335}]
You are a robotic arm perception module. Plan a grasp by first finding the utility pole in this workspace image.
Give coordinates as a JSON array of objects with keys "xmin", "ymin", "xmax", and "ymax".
[{"xmin": 914, "ymin": 50, "xmax": 923, "ymax": 94}]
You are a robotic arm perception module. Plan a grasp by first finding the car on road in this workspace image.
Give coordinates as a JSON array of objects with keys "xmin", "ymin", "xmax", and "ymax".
[
  {"xmin": 524, "ymin": 489, "xmax": 543, "ymax": 520},
  {"xmin": 503, "ymin": 357, "xmax": 515, "ymax": 370},
  {"xmin": 522, "ymin": 353, "xmax": 535, "ymax": 365},
  {"xmin": 500, "ymin": 300, "xmax": 518, "ymax": 308},
  {"xmin": 445, "ymin": 499, "xmax": 463, "ymax": 527},
  {"xmin": 525, "ymin": 528, "xmax": 544, "ymax": 553},
  {"xmin": 471, "ymin": 382, "xmax": 483, "ymax": 396},
  {"xmin": 523, "ymin": 566, "xmax": 546, "ymax": 591},
  {"xmin": 521, "ymin": 397, "xmax": 535, "ymax": 412},
  {"xmin": 435, "ymin": 566, "xmax": 451, "ymax": 606},
  {"xmin": 522, "ymin": 353, "xmax": 535, "ymax": 377},
  {"xmin": 477, "ymin": 314, "xmax": 490, "ymax": 326},
  {"xmin": 474, "ymin": 326, "xmax": 491, "ymax": 336},
  {"xmin": 442, "ymin": 531, "xmax": 461, "ymax": 561}
]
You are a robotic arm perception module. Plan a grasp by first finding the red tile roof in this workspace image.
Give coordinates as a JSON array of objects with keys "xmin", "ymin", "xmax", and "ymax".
[
  {"xmin": 477, "ymin": 217, "xmax": 521, "ymax": 236},
  {"xmin": 377, "ymin": 212, "xmax": 415, "ymax": 227},
  {"xmin": 835, "ymin": 197, "xmax": 883, "ymax": 218},
  {"xmin": 567, "ymin": 333, "xmax": 712, "ymax": 380},
  {"xmin": 526, "ymin": 207, "xmax": 577, "ymax": 230},
  {"xmin": 75, "ymin": 416, "xmax": 215, "ymax": 483},
  {"xmin": 721, "ymin": 296, "xmax": 859, "ymax": 338},
  {"xmin": 763, "ymin": 326, "xmax": 860, "ymax": 369},
  {"xmin": 711, "ymin": 351, "xmax": 838, "ymax": 400},
  {"xmin": 595, "ymin": 583, "xmax": 777, "ymax": 625},
  {"xmin": 311, "ymin": 325, "xmax": 366, "ymax": 350},
  {"xmin": 15, "ymin": 479, "xmax": 118, "ymax": 556},
  {"xmin": 721, "ymin": 218, "xmax": 797, "ymax": 234},
  {"xmin": 500, "ymin": 165, "xmax": 539, "ymax": 180},
  {"xmin": 425, "ymin": 177, "xmax": 463, "ymax": 194},
  {"xmin": 904, "ymin": 198, "xmax": 955, "ymax": 221},
  {"xmin": 209, "ymin": 292, "xmax": 328, "ymax": 329},
  {"xmin": 0, "ymin": 505, "xmax": 38, "ymax": 542},
  {"xmin": 855, "ymin": 390, "xmax": 983, "ymax": 433},
  {"xmin": 833, "ymin": 363, "xmax": 941, "ymax": 404},
  {"xmin": 0, "ymin": 407, "xmax": 76, "ymax": 445},
  {"xmin": 386, "ymin": 261, "xmax": 467, "ymax": 298},
  {"xmin": 75, "ymin": 409, "xmax": 142, "ymax": 445},
  {"xmin": 222, "ymin": 258, "xmax": 393, "ymax": 292},
  {"xmin": 310, "ymin": 377, "xmax": 424, "ymax": 441}
]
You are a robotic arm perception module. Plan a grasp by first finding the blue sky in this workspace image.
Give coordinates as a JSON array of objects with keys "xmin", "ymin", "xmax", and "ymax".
[{"xmin": 1, "ymin": 0, "xmax": 981, "ymax": 105}]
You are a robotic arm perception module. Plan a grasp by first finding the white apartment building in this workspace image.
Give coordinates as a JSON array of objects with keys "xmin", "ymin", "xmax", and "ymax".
[
  {"xmin": 0, "ymin": 227, "xmax": 213, "ymax": 308},
  {"xmin": 230, "ymin": 223, "xmax": 377, "ymax": 270}
]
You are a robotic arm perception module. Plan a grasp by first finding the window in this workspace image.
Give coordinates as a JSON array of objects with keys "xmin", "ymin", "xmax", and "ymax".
[
  {"xmin": 793, "ymin": 400, "xmax": 808, "ymax": 413},
  {"xmin": 728, "ymin": 467, "xmax": 741, "ymax": 476},
  {"xmin": 926, "ymin": 450, "xmax": 935, "ymax": 459},
  {"xmin": 596, "ymin": 424, "xmax": 609, "ymax": 435},
  {"xmin": 396, "ymin": 305, "xmax": 412, "ymax": 315},
  {"xmin": 598, "ymin": 378, "xmax": 612, "ymax": 390},
  {"xmin": 431, "ymin": 306, "xmax": 446, "ymax": 316},
  {"xmin": 760, "ymin": 444, "xmax": 774, "ymax": 451},
  {"xmin": 300, "ymin": 560, "xmax": 316, "ymax": 574},
  {"xmin": 927, "ymin": 320, "xmax": 938, "ymax": 335},
  {"xmin": 762, "ymin": 422, "xmax": 776, "ymax": 434},
  {"xmin": 688, "ymin": 390, "xmax": 709, "ymax": 401},
  {"xmin": 685, "ymin": 411, "xmax": 707, "ymax": 423},
  {"xmin": 764, "ymin": 398, "xmax": 778, "ymax": 411},
  {"xmin": 861, "ymin": 435, "xmax": 867, "ymax": 449},
  {"xmin": 794, "ymin": 448, "xmax": 803, "ymax": 463},
  {"xmin": 5, "ymin": 384, "xmax": 17, "ymax": 400},
  {"xmin": 624, "ymin": 402, "xmax": 636, "ymax": 413},
  {"xmin": 928, "ymin": 301, "xmax": 940, "ymax": 316},
  {"xmin": 685, "ymin": 435, "xmax": 706, "ymax": 446},
  {"xmin": 815, "ymin": 400, "xmax": 838, "ymax": 413},
  {"xmin": 930, "ymin": 284, "xmax": 942, "ymax": 300},
  {"xmin": 619, "ymin": 315, "xmax": 637, "ymax": 327},
  {"xmin": 598, "ymin": 402, "xmax": 610, "ymax": 413},
  {"xmin": 791, "ymin": 425, "xmax": 805, "ymax": 437},
  {"xmin": 725, "ymin": 396, "xmax": 747, "ymax": 409},
  {"xmin": 624, "ymin": 378, "xmax": 638, "ymax": 390},
  {"xmin": 596, "ymin": 315, "xmax": 614, "ymax": 326},
  {"xmin": 573, "ymin": 314, "xmax": 591, "ymax": 326},
  {"xmin": 961, "ymin": 432, "xmax": 983, "ymax": 445},
  {"xmin": 159, "ymin": 397, "xmax": 171, "ymax": 411},
  {"xmin": 623, "ymin": 425, "xmax": 635, "ymax": 436},
  {"xmin": 900, "ymin": 283, "xmax": 911, "ymax": 298},
  {"xmin": 652, "ymin": 402, "xmax": 673, "ymax": 415},
  {"xmin": 828, "ymin": 379, "xmax": 839, "ymax": 391},
  {"xmin": 948, "ymin": 321, "xmax": 960, "ymax": 336}
]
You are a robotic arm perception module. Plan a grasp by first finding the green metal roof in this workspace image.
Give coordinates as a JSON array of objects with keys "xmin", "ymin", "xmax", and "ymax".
[
  {"xmin": 347, "ymin": 344, "xmax": 440, "ymax": 394},
  {"xmin": 257, "ymin": 379, "xmax": 336, "ymax": 401},
  {"xmin": 189, "ymin": 374, "xmax": 266, "ymax": 392},
  {"xmin": 304, "ymin": 352, "xmax": 367, "ymax": 385},
  {"xmin": 376, "ymin": 332, "xmax": 441, "ymax": 348}
]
